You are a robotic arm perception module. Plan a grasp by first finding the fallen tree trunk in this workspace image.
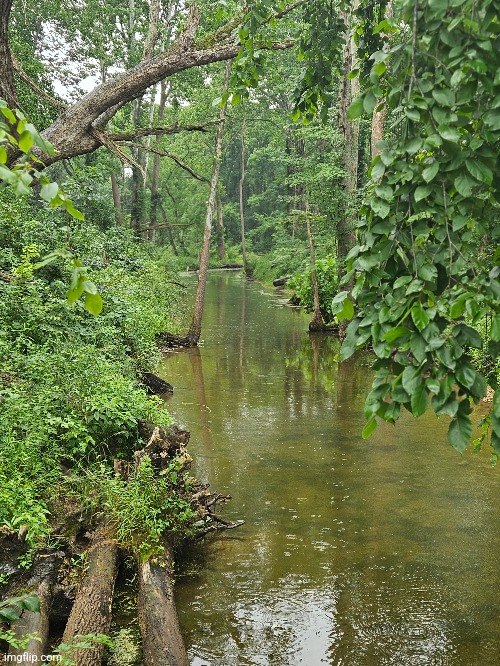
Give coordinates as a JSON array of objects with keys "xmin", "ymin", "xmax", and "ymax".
[
  {"xmin": 61, "ymin": 528, "xmax": 119, "ymax": 666},
  {"xmin": 137, "ymin": 547, "xmax": 189, "ymax": 666},
  {"xmin": 273, "ymin": 275, "xmax": 291, "ymax": 287},
  {"xmin": 8, "ymin": 552, "xmax": 63, "ymax": 663}
]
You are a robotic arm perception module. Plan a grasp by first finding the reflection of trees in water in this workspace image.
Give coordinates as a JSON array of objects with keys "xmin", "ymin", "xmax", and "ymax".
[{"xmin": 285, "ymin": 334, "xmax": 340, "ymax": 393}]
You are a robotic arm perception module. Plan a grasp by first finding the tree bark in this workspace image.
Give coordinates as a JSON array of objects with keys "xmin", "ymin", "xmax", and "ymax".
[
  {"xmin": 61, "ymin": 529, "xmax": 119, "ymax": 666},
  {"xmin": 305, "ymin": 200, "xmax": 324, "ymax": 332},
  {"xmin": 216, "ymin": 194, "xmax": 225, "ymax": 259},
  {"xmin": 8, "ymin": 553, "xmax": 63, "ymax": 664},
  {"xmin": 370, "ymin": 1, "xmax": 392, "ymax": 159},
  {"xmin": 0, "ymin": 0, "xmax": 17, "ymax": 110},
  {"xmin": 150, "ymin": 81, "xmax": 168, "ymax": 241},
  {"xmin": 239, "ymin": 112, "xmax": 248, "ymax": 273},
  {"xmin": 137, "ymin": 549, "xmax": 189, "ymax": 666},
  {"xmin": 337, "ymin": 3, "xmax": 360, "ymax": 338},
  {"xmin": 111, "ymin": 172, "xmax": 122, "ymax": 224},
  {"xmin": 185, "ymin": 61, "xmax": 231, "ymax": 346}
]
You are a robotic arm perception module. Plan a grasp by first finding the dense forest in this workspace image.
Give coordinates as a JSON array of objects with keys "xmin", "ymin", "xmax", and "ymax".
[{"xmin": 0, "ymin": 0, "xmax": 499, "ymax": 664}]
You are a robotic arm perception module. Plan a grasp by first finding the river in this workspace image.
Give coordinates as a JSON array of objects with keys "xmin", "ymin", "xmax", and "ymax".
[{"xmin": 159, "ymin": 271, "xmax": 500, "ymax": 666}]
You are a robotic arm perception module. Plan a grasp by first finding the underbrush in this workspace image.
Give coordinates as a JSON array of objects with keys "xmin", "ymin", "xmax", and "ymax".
[{"xmin": 0, "ymin": 192, "xmax": 190, "ymax": 552}]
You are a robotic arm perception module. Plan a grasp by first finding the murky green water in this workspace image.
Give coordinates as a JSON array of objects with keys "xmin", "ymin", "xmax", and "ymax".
[{"xmin": 160, "ymin": 272, "xmax": 499, "ymax": 666}]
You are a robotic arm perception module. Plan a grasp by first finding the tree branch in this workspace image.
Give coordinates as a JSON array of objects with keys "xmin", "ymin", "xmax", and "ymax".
[
  {"xmin": 10, "ymin": 51, "xmax": 67, "ymax": 112},
  {"xmin": 0, "ymin": 0, "xmax": 18, "ymax": 110},
  {"xmin": 117, "ymin": 141, "xmax": 209, "ymax": 182},
  {"xmin": 108, "ymin": 122, "xmax": 215, "ymax": 141}
]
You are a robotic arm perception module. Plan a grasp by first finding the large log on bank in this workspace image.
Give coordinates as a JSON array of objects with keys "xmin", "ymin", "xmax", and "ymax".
[
  {"xmin": 273, "ymin": 275, "xmax": 291, "ymax": 287},
  {"xmin": 8, "ymin": 552, "xmax": 63, "ymax": 663},
  {"xmin": 137, "ymin": 548, "xmax": 189, "ymax": 666},
  {"xmin": 61, "ymin": 529, "xmax": 119, "ymax": 666}
]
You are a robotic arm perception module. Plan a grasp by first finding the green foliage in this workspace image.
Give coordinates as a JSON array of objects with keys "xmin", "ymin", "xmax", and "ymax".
[
  {"xmin": 340, "ymin": 0, "xmax": 500, "ymax": 451},
  {"xmin": 80, "ymin": 456, "xmax": 198, "ymax": 559},
  {"xmin": 288, "ymin": 255, "xmax": 338, "ymax": 320}
]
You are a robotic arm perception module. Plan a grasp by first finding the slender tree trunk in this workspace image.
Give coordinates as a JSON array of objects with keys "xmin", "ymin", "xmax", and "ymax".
[
  {"xmin": 239, "ymin": 112, "xmax": 248, "ymax": 273},
  {"xmin": 159, "ymin": 201, "xmax": 179, "ymax": 255},
  {"xmin": 150, "ymin": 81, "xmax": 168, "ymax": 241},
  {"xmin": 216, "ymin": 193, "xmax": 225, "ymax": 259},
  {"xmin": 111, "ymin": 172, "xmax": 122, "ymax": 224},
  {"xmin": 337, "ymin": 3, "xmax": 360, "ymax": 338},
  {"xmin": 305, "ymin": 200, "xmax": 324, "ymax": 332},
  {"xmin": 185, "ymin": 61, "xmax": 231, "ymax": 346},
  {"xmin": 370, "ymin": 1, "xmax": 392, "ymax": 159}
]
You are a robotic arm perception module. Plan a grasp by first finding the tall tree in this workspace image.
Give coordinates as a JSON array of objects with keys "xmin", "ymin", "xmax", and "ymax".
[{"xmin": 186, "ymin": 61, "xmax": 232, "ymax": 346}]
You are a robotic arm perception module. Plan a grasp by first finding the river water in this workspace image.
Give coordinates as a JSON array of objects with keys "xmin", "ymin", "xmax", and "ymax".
[{"xmin": 159, "ymin": 271, "xmax": 500, "ymax": 666}]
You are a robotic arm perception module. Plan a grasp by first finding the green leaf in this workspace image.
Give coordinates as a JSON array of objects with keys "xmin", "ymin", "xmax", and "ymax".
[
  {"xmin": 432, "ymin": 88, "xmax": 455, "ymax": 106},
  {"xmin": 465, "ymin": 159, "xmax": 493, "ymax": 185},
  {"xmin": 383, "ymin": 326, "xmax": 410, "ymax": 343},
  {"xmin": 64, "ymin": 200, "xmax": 85, "ymax": 220},
  {"xmin": 370, "ymin": 159, "xmax": 385, "ymax": 180},
  {"xmin": 18, "ymin": 130, "xmax": 34, "ymax": 153},
  {"xmin": 84, "ymin": 292, "xmax": 103, "ymax": 316},
  {"xmin": 411, "ymin": 381, "xmax": 428, "ymax": 417},
  {"xmin": 437, "ymin": 125, "xmax": 460, "ymax": 141},
  {"xmin": 454, "ymin": 173, "xmax": 476, "ymax": 197},
  {"xmin": 422, "ymin": 162, "xmax": 439, "ymax": 183},
  {"xmin": 40, "ymin": 182, "xmax": 60, "ymax": 202},
  {"xmin": 448, "ymin": 413, "xmax": 472, "ymax": 453},
  {"xmin": 411, "ymin": 302, "xmax": 430, "ymax": 331},
  {"xmin": 418, "ymin": 263, "xmax": 437, "ymax": 281},
  {"xmin": 414, "ymin": 184, "xmax": 432, "ymax": 202},
  {"xmin": 363, "ymin": 90, "xmax": 377, "ymax": 114},
  {"xmin": 347, "ymin": 96, "xmax": 364, "ymax": 120},
  {"xmin": 362, "ymin": 417, "xmax": 378, "ymax": 439},
  {"xmin": 0, "ymin": 608, "xmax": 21, "ymax": 622},
  {"xmin": 370, "ymin": 198, "xmax": 390, "ymax": 218},
  {"xmin": 20, "ymin": 595, "xmax": 41, "ymax": 613},
  {"xmin": 455, "ymin": 362, "xmax": 477, "ymax": 390},
  {"xmin": 410, "ymin": 332, "xmax": 427, "ymax": 362},
  {"xmin": 491, "ymin": 314, "xmax": 500, "ymax": 341},
  {"xmin": 402, "ymin": 366, "xmax": 421, "ymax": 394}
]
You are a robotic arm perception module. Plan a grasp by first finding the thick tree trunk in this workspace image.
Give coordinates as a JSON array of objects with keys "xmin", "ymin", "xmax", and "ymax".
[
  {"xmin": 216, "ymin": 194, "xmax": 225, "ymax": 259},
  {"xmin": 8, "ymin": 553, "xmax": 62, "ymax": 664},
  {"xmin": 0, "ymin": 0, "xmax": 17, "ymax": 110},
  {"xmin": 185, "ymin": 61, "xmax": 231, "ymax": 346},
  {"xmin": 137, "ymin": 549, "xmax": 189, "ymax": 666},
  {"xmin": 371, "ymin": 103, "xmax": 386, "ymax": 159},
  {"xmin": 305, "ymin": 200, "xmax": 324, "ymax": 332},
  {"xmin": 61, "ymin": 529, "xmax": 119, "ymax": 666},
  {"xmin": 239, "ymin": 113, "xmax": 248, "ymax": 273}
]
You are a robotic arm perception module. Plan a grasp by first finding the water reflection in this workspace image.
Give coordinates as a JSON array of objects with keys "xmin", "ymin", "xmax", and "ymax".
[{"xmin": 159, "ymin": 272, "xmax": 500, "ymax": 666}]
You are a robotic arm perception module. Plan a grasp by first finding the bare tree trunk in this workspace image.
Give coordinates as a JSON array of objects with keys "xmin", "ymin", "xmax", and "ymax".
[
  {"xmin": 150, "ymin": 81, "xmax": 168, "ymax": 241},
  {"xmin": 239, "ymin": 112, "xmax": 248, "ymax": 273},
  {"xmin": 185, "ymin": 61, "xmax": 231, "ymax": 346},
  {"xmin": 370, "ymin": 1, "xmax": 392, "ymax": 159},
  {"xmin": 337, "ymin": 3, "xmax": 360, "ymax": 338},
  {"xmin": 216, "ymin": 193, "xmax": 225, "ymax": 259},
  {"xmin": 62, "ymin": 528, "xmax": 119, "ymax": 666},
  {"xmin": 111, "ymin": 172, "xmax": 122, "ymax": 224},
  {"xmin": 0, "ymin": 0, "xmax": 17, "ymax": 110},
  {"xmin": 159, "ymin": 201, "xmax": 179, "ymax": 255},
  {"xmin": 305, "ymin": 200, "xmax": 324, "ymax": 332},
  {"xmin": 137, "ymin": 548, "xmax": 189, "ymax": 666}
]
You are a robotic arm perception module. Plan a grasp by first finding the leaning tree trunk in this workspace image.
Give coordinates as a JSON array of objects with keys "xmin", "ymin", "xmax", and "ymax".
[
  {"xmin": 61, "ymin": 528, "xmax": 119, "ymax": 666},
  {"xmin": 185, "ymin": 61, "xmax": 231, "ymax": 346},
  {"xmin": 8, "ymin": 552, "xmax": 63, "ymax": 664},
  {"xmin": 305, "ymin": 200, "xmax": 325, "ymax": 332},
  {"xmin": 150, "ymin": 80, "xmax": 169, "ymax": 241},
  {"xmin": 216, "ymin": 193, "xmax": 225, "ymax": 259},
  {"xmin": 111, "ymin": 172, "xmax": 122, "ymax": 224},
  {"xmin": 137, "ymin": 549, "xmax": 189, "ymax": 666}
]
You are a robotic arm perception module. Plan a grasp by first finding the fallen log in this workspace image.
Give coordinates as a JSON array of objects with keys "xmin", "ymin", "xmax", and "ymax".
[
  {"xmin": 140, "ymin": 371, "xmax": 174, "ymax": 395},
  {"xmin": 273, "ymin": 275, "xmax": 291, "ymax": 287},
  {"xmin": 61, "ymin": 528, "xmax": 119, "ymax": 666},
  {"xmin": 8, "ymin": 552, "xmax": 62, "ymax": 664},
  {"xmin": 137, "ymin": 547, "xmax": 189, "ymax": 666}
]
